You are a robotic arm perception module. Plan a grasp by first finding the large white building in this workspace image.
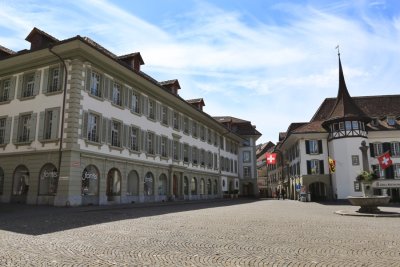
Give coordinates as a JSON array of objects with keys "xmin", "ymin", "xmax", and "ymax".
[
  {"xmin": 277, "ymin": 55, "xmax": 400, "ymax": 201},
  {"xmin": 0, "ymin": 28, "xmax": 261, "ymax": 206}
]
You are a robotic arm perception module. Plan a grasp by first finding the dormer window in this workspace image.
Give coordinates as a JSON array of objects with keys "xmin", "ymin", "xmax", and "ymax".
[
  {"xmin": 371, "ymin": 118, "xmax": 379, "ymax": 127},
  {"xmin": 387, "ymin": 117, "xmax": 396, "ymax": 126}
]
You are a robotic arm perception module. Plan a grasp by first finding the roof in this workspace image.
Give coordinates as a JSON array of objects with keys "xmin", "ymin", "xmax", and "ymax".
[
  {"xmin": 0, "ymin": 45, "xmax": 16, "ymax": 55},
  {"xmin": 213, "ymin": 116, "xmax": 262, "ymax": 136},
  {"xmin": 118, "ymin": 52, "xmax": 144, "ymax": 65},
  {"xmin": 321, "ymin": 55, "xmax": 371, "ymax": 129},
  {"xmin": 25, "ymin": 27, "xmax": 59, "ymax": 43},
  {"xmin": 213, "ymin": 116, "xmax": 249, "ymax": 124},
  {"xmin": 160, "ymin": 79, "xmax": 181, "ymax": 89}
]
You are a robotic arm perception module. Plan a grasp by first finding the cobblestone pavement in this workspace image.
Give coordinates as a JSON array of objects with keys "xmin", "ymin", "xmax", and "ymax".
[{"xmin": 1, "ymin": 199, "xmax": 400, "ymax": 266}]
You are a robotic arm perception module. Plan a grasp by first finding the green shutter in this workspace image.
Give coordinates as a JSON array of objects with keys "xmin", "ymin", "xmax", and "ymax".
[
  {"xmin": 85, "ymin": 68, "xmax": 91, "ymax": 92},
  {"xmin": 107, "ymin": 119, "xmax": 112, "ymax": 145},
  {"xmin": 101, "ymin": 117, "xmax": 107, "ymax": 143},
  {"xmin": 29, "ymin": 113, "xmax": 37, "ymax": 142},
  {"xmin": 124, "ymin": 86, "xmax": 129, "ymax": 108},
  {"xmin": 58, "ymin": 64, "xmax": 64, "ymax": 91},
  {"xmin": 38, "ymin": 111, "xmax": 45, "ymax": 141},
  {"xmin": 12, "ymin": 116, "xmax": 19, "ymax": 143},
  {"xmin": 33, "ymin": 70, "xmax": 41, "ymax": 96},
  {"xmin": 122, "ymin": 124, "xmax": 129, "ymax": 148},
  {"xmin": 16, "ymin": 75, "xmax": 23, "ymax": 100},
  {"xmin": 51, "ymin": 108, "xmax": 60, "ymax": 139},
  {"xmin": 82, "ymin": 111, "xmax": 88, "ymax": 140},
  {"xmin": 4, "ymin": 117, "xmax": 12, "ymax": 144},
  {"xmin": 42, "ymin": 68, "xmax": 49, "ymax": 93}
]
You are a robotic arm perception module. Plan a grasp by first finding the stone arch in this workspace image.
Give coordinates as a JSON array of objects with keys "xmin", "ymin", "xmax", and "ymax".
[{"xmin": 127, "ymin": 170, "xmax": 139, "ymax": 196}]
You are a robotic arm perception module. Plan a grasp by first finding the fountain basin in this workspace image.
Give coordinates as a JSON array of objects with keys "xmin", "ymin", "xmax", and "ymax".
[{"xmin": 348, "ymin": 196, "xmax": 390, "ymax": 213}]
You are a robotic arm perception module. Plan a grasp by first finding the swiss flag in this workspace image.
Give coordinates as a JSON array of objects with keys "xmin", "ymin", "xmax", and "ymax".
[
  {"xmin": 265, "ymin": 153, "xmax": 277, "ymax": 164},
  {"xmin": 377, "ymin": 151, "xmax": 392, "ymax": 170}
]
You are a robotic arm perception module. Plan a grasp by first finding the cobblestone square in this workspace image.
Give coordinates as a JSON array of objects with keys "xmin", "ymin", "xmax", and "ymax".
[{"xmin": 1, "ymin": 199, "xmax": 400, "ymax": 266}]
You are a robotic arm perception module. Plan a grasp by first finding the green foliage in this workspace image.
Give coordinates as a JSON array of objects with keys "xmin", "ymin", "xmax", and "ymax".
[{"xmin": 356, "ymin": 171, "xmax": 378, "ymax": 182}]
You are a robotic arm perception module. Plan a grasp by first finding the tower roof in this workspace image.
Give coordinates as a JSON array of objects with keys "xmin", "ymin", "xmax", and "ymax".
[{"xmin": 322, "ymin": 54, "xmax": 371, "ymax": 129}]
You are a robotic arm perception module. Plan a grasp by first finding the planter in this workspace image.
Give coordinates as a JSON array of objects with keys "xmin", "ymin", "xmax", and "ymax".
[{"xmin": 348, "ymin": 196, "xmax": 390, "ymax": 213}]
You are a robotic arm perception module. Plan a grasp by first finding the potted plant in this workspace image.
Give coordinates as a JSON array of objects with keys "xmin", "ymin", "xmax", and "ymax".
[{"xmin": 356, "ymin": 171, "xmax": 378, "ymax": 197}]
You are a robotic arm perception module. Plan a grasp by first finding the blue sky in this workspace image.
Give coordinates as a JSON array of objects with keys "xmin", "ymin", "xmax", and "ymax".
[{"xmin": 1, "ymin": 0, "xmax": 400, "ymax": 144}]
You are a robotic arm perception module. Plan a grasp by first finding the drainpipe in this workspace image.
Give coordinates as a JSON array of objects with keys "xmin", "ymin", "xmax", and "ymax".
[{"xmin": 49, "ymin": 46, "xmax": 68, "ymax": 190}]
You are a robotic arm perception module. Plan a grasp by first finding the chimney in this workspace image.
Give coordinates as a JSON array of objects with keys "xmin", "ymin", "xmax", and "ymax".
[
  {"xmin": 25, "ymin": 27, "xmax": 58, "ymax": 50},
  {"xmin": 118, "ymin": 52, "xmax": 144, "ymax": 72},
  {"xmin": 159, "ymin": 79, "xmax": 181, "ymax": 96}
]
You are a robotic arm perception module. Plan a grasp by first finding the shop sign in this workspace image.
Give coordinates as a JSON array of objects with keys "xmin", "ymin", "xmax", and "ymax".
[
  {"xmin": 82, "ymin": 171, "xmax": 98, "ymax": 181},
  {"xmin": 41, "ymin": 169, "xmax": 58, "ymax": 180},
  {"xmin": 372, "ymin": 180, "xmax": 400, "ymax": 189}
]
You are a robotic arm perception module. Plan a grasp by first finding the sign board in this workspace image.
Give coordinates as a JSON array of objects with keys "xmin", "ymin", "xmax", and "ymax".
[{"xmin": 372, "ymin": 180, "xmax": 400, "ymax": 189}]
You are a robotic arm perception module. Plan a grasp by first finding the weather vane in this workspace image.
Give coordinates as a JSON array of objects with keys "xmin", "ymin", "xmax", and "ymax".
[{"xmin": 335, "ymin": 45, "xmax": 340, "ymax": 56}]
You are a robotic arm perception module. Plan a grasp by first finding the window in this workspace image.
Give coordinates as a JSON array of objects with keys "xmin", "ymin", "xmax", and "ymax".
[
  {"xmin": 131, "ymin": 91, "xmax": 140, "ymax": 113},
  {"xmin": 191, "ymin": 177, "xmax": 197, "ymax": 195},
  {"xmin": 220, "ymin": 136, "xmax": 224, "ymax": 150},
  {"xmin": 243, "ymin": 151, "xmax": 251, "ymax": 163},
  {"xmin": 0, "ymin": 79, "xmax": 10, "ymax": 102},
  {"xmin": 147, "ymin": 132, "xmax": 154, "ymax": 154},
  {"xmin": 130, "ymin": 127, "xmax": 139, "ymax": 151},
  {"xmin": 200, "ymin": 125, "xmax": 205, "ymax": 141},
  {"xmin": 207, "ymin": 151, "xmax": 213, "ymax": 168},
  {"xmin": 88, "ymin": 113, "xmax": 100, "ymax": 142},
  {"xmin": 144, "ymin": 172, "xmax": 154, "ymax": 196},
  {"xmin": 90, "ymin": 71, "xmax": 101, "ymax": 97},
  {"xmin": 243, "ymin": 166, "xmax": 251, "ymax": 178},
  {"xmin": 192, "ymin": 147, "xmax": 198, "ymax": 164},
  {"xmin": 81, "ymin": 165, "xmax": 99, "ymax": 196},
  {"xmin": 158, "ymin": 174, "xmax": 168, "ymax": 195},
  {"xmin": 183, "ymin": 144, "xmax": 189, "ymax": 163},
  {"xmin": 48, "ymin": 67, "xmax": 61, "ymax": 92},
  {"xmin": 184, "ymin": 177, "xmax": 189, "ymax": 195},
  {"xmin": 391, "ymin": 142, "xmax": 400, "ymax": 157},
  {"xmin": 39, "ymin": 163, "xmax": 58, "ymax": 195},
  {"xmin": 214, "ymin": 154, "xmax": 218, "ymax": 170},
  {"xmin": 161, "ymin": 136, "xmax": 167, "ymax": 157},
  {"xmin": 107, "ymin": 168, "xmax": 121, "ymax": 196},
  {"xmin": 12, "ymin": 165, "xmax": 30, "ymax": 196},
  {"xmin": 214, "ymin": 132, "xmax": 218, "ymax": 146},
  {"xmin": 112, "ymin": 82, "xmax": 122, "ymax": 106},
  {"xmin": 200, "ymin": 149, "xmax": 205, "ymax": 166},
  {"xmin": 306, "ymin": 140, "xmax": 321, "ymax": 154},
  {"xmin": 0, "ymin": 167, "xmax": 3, "ymax": 195},
  {"xmin": 127, "ymin": 170, "xmax": 139, "ymax": 195},
  {"xmin": 387, "ymin": 117, "xmax": 396, "ymax": 126},
  {"xmin": 192, "ymin": 121, "xmax": 198, "ymax": 138},
  {"xmin": 111, "ymin": 121, "xmax": 121, "ymax": 147},
  {"xmin": 161, "ymin": 106, "xmax": 168, "ymax": 125},
  {"xmin": 200, "ymin": 179, "xmax": 205, "ymax": 195},
  {"xmin": 307, "ymin": 160, "xmax": 324, "ymax": 175},
  {"xmin": 148, "ymin": 99, "xmax": 155, "ymax": 120},
  {"xmin": 44, "ymin": 110, "xmax": 53, "ymax": 139},
  {"xmin": 352, "ymin": 121, "xmax": 359, "ymax": 130},
  {"xmin": 22, "ymin": 73, "xmax": 35, "ymax": 98},
  {"xmin": 213, "ymin": 180, "xmax": 218, "ymax": 195},
  {"xmin": 183, "ymin": 117, "xmax": 189, "ymax": 134},
  {"xmin": 345, "ymin": 121, "xmax": 352, "ymax": 130},
  {"xmin": 373, "ymin": 143, "xmax": 383, "ymax": 157},
  {"xmin": 173, "ymin": 112, "xmax": 179, "ymax": 130},
  {"xmin": 40, "ymin": 108, "xmax": 60, "ymax": 141},
  {"xmin": 395, "ymin": 164, "xmax": 400, "ymax": 178},
  {"xmin": 207, "ymin": 129, "xmax": 212, "ymax": 144},
  {"xmin": 17, "ymin": 114, "xmax": 35, "ymax": 143}
]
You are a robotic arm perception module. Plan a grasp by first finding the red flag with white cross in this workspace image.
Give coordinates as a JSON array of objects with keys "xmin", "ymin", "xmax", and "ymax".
[
  {"xmin": 265, "ymin": 153, "xmax": 277, "ymax": 164},
  {"xmin": 377, "ymin": 151, "xmax": 392, "ymax": 170}
]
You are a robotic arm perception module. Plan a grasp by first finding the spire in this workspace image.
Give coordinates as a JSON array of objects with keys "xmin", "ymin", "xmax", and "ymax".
[{"xmin": 322, "ymin": 52, "xmax": 371, "ymax": 130}]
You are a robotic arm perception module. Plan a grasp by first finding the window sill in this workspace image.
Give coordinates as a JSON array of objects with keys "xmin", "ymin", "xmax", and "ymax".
[
  {"xmin": 129, "ymin": 149, "xmax": 140, "ymax": 155},
  {"xmin": 87, "ymin": 93, "xmax": 104, "ymax": 101},
  {"xmin": 39, "ymin": 138, "xmax": 60, "ymax": 146},
  {"xmin": 44, "ymin": 90, "xmax": 63, "ymax": 96},
  {"xmin": 19, "ymin": 96, "xmax": 36, "ymax": 101},
  {"xmin": 111, "ymin": 103, "xmax": 124, "ymax": 110},
  {"xmin": 109, "ymin": 145, "xmax": 123, "ymax": 152},
  {"xmin": 130, "ymin": 110, "xmax": 141, "ymax": 116},
  {"xmin": 0, "ymin": 100, "xmax": 11, "ymax": 105},
  {"xmin": 84, "ymin": 139, "xmax": 102, "ymax": 148}
]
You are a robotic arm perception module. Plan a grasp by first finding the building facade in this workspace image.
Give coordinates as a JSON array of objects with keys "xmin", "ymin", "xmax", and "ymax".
[
  {"xmin": 277, "ymin": 55, "xmax": 400, "ymax": 201},
  {"xmin": 0, "ymin": 28, "xmax": 260, "ymax": 206}
]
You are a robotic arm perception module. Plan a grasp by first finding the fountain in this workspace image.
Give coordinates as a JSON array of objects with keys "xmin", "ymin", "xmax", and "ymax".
[{"xmin": 347, "ymin": 141, "xmax": 390, "ymax": 213}]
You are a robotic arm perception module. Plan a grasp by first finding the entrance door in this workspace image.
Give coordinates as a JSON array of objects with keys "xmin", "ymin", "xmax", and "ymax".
[
  {"xmin": 309, "ymin": 182, "xmax": 327, "ymax": 201},
  {"xmin": 12, "ymin": 165, "xmax": 30, "ymax": 204}
]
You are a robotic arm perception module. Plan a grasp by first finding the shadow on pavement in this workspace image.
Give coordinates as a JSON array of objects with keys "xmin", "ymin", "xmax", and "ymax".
[{"xmin": 0, "ymin": 198, "xmax": 257, "ymax": 236}]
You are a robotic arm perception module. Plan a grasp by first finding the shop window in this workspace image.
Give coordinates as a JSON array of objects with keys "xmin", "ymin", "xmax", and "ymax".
[
  {"xmin": 127, "ymin": 170, "xmax": 139, "ymax": 195},
  {"xmin": 38, "ymin": 163, "xmax": 58, "ymax": 195},
  {"xmin": 107, "ymin": 168, "xmax": 121, "ymax": 196},
  {"xmin": 184, "ymin": 176, "xmax": 189, "ymax": 195},
  {"xmin": 191, "ymin": 177, "xmax": 197, "ymax": 195},
  {"xmin": 82, "ymin": 165, "xmax": 99, "ymax": 196},
  {"xmin": 144, "ymin": 172, "xmax": 154, "ymax": 196},
  {"xmin": 214, "ymin": 180, "xmax": 218, "ymax": 195},
  {"xmin": 207, "ymin": 179, "xmax": 211, "ymax": 195},
  {"xmin": 200, "ymin": 178, "xmax": 205, "ymax": 194},
  {"xmin": 12, "ymin": 165, "xmax": 29, "ymax": 196},
  {"xmin": 158, "ymin": 174, "xmax": 168, "ymax": 195},
  {"xmin": 0, "ymin": 167, "xmax": 4, "ymax": 195}
]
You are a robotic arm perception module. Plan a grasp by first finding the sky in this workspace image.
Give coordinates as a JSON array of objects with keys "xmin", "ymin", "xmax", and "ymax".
[{"xmin": 1, "ymin": 0, "xmax": 400, "ymax": 145}]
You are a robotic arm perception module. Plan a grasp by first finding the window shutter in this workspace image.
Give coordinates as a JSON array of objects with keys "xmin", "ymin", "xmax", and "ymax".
[
  {"xmin": 58, "ymin": 64, "xmax": 64, "ymax": 91},
  {"xmin": 82, "ymin": 111, "xmax": 88, "ymax": 140},
  {"xmin": 128, "ymin": 89, "xmax": 133, "ymax": 111},
  {"xmin": 305, "ymin": 140, "xmax": 310, "ymax": 154},
  {"xmin": 156, "ymin": 102, "xmax": 161, "ymax": 121},
  {"xmin": 123, "ymin": 124, "xmax": 129, "ymax": 148},
  {"xmin": 101, "ymin": 117, "xmax": 107, "ymax": 143},
  {"xmin": 12, "ymin": 116, "xmax": 19, "ymax": 143},
  {"xmin": 85, "ymin": 68, "xmax": 91, "ymax": 92},
  {"xmin": 38, "ymin": 111, "xmax": 45, "ymax": 141},
  {"xmin": 180, "ymin": 143, "xmax": 184, "ymax": 161},
  {"xmin": 319, "ymin": 160, "xmax": 324, "ymax": 174},
  {"xmin": 52, "ymin": 108, "xmax": 60, "ymax": 139},
  {"xmin": 383, "ymin": 142, "xmax": 391, "ymax": 155},
  {"xmin": 371, "ymin": 165, "xmax": 379, "ymax": 178},
  {"xmin": 142, "ymin": 95, "xmax": 148, "ymax": 117},
  {"xmin": 16, "ymin": 76, "xmax": 23, "ymax": 99},
  {"xmin": 4, "ymin": 117, "xmax": 12, "ymax": 144},
  {"xmin": 369, "ymin": 143, "xmax": 375, "ymax": 157},
  {"xmin": 168, "ymin": 108, "xmax": 173, "ymax": 127},
  {"xmin": 33, "ymin": 70, "xmax": 41, "ymax": 96},
  {"xmin": 141, "ymin": 130, "xmax": 147, "ymax": 152},
  {"xmin": 29, "ymin": 113, "xmax": 37, "ymax": 142},
  {"xmin": 42, "ymin": 68, "xmax": 49, "ymax": 93},
  {"xmin": 306, "ymin": 160, "xmax": 311, "ymax": 175},
  {"xmin": 107, "ymin": 119, "xmax": 112, "ymax": 145},
  {"xmin": 155, "ymin": 135, "xmax": 160, "ymax": 155},
  {"xmin": 385, "ymin": 166, "xmax": 394, "ymax": 179},
  {"xmin": 318, "ymin": 140, "xmax": 323, "ymax": 154},
  {"xmin": 9, "ymin": 77, "xmax": 16, "ymax": 101},
  {"xmin": 105, "ymin": 77, "xmax": 111, "ymax": 100},
  {"xmin": 124, "ymin": 86, "xmax": 129, "ymax": 108}
]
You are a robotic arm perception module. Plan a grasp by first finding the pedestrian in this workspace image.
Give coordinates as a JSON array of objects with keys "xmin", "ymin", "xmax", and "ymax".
[{"xmin": 282, "ymin": 189, "xmax": 286, "ymax": 200}]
